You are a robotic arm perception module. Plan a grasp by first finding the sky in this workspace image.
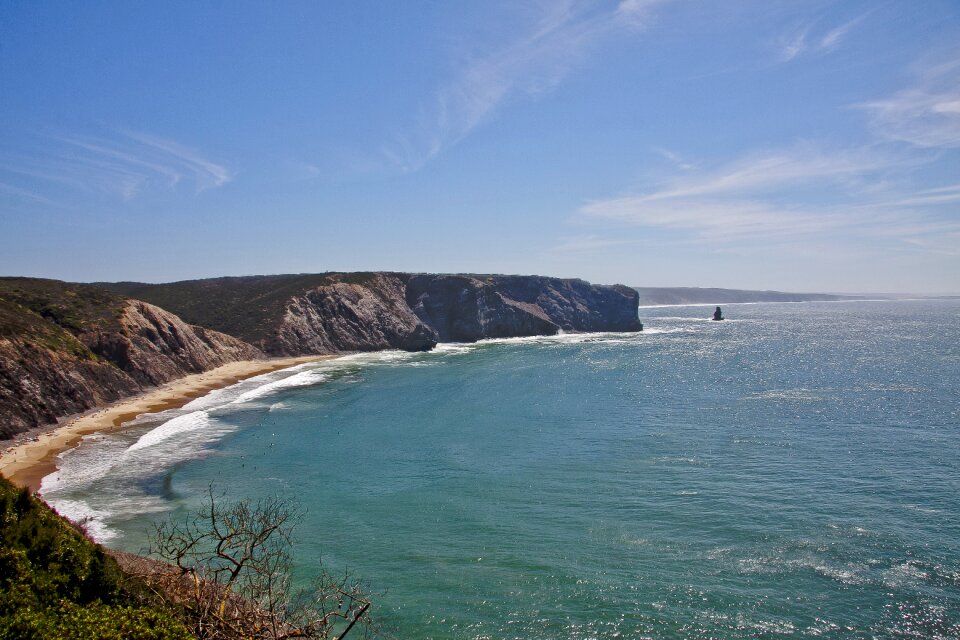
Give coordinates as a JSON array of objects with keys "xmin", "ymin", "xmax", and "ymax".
[{"xmin": 1, "ymin": 1, "xmax": 959, "ymax": 293}]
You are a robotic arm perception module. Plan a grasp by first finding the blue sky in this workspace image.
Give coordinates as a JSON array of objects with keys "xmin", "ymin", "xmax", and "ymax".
[{"xmin": 1, "ymin": 1, "xmax": 959, "ymax": 293}]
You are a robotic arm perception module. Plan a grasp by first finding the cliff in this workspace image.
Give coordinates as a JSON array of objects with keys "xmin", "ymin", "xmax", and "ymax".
[
  {"xmin": 406, "ymin": 274, "xmax": 642, "ymax": 342},
  {"xmin": 2, "ymin": 272, "xmax": 640, "ymax": 440},
  {"xmin": 105, "ymin": 272, "xmax": 643, "ymax": 355},
  {"xmin": 0, "ymin": 278, "xmax": 262, "ymax": 439}
]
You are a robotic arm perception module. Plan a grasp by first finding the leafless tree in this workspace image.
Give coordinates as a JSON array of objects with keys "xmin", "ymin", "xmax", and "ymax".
[{"xmin": 142, "ymin": 487, "xmax": 376, "ymax": 640}]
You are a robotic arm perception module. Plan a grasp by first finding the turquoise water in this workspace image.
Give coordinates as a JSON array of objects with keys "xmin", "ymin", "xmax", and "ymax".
[{"xmin": 43, "ymin": 300, "xmax": 960, "ymax": 638}]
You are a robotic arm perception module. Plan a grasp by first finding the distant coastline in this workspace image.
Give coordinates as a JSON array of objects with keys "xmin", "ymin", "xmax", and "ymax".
[
  {"xmin": 633, "ymin": 286, "xmax": 873, "ymax": 307},
  {"xmin": 0, "ymin": 356, "xmax": 332, "ymax": 492}
]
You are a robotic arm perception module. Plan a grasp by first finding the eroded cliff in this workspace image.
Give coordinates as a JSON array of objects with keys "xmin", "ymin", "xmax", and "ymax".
[
  {"xmin": 265, "ymin": 273, "xmax": 437, "ymax": 355},
  {"xmin": 406, "ymin": 274, "xmax": 642, "ymax": 342},
  {"xmin": 2, "ymin": 273, "xmax": 642, "ymax": 439},
  {"xmin": 106, "ymin": 272, "xmax": 642, "ymax": 355},
  {"xmin": 0, "ymin": 279, "xmax": 262, "ymax": 439}
]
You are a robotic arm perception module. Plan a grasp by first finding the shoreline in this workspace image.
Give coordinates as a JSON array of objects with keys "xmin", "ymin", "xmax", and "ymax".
[{"xmin": 0, "ymin": 356, "xmax": 334, "ymax": 493}]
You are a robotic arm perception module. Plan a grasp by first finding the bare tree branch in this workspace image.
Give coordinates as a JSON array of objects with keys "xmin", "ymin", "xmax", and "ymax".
[{"xmin": 139, "ymin": 488, "xmax": 378, "ymax": 640}]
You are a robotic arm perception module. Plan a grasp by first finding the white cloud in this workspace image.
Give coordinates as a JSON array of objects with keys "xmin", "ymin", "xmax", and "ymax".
[
  {"xmin": 777, "ymin": 26, "xmax": 810, "ymax": 62},
  {"xmin": 861, "ymin": 56, "xmax": 960, "ymax": 148},
  {"xmin": 652, "ymin": 147, "xmax": 696, "ymax": 171},
  {"xmin": 776, "ymin": 13, "xmax": 867, "ymax": 62},
  {"xmin": 0, "ymin": 129, "xmax": 233, "ymax": 202},
  {"xmin": 583, "ymin": 197, "xmax": 858, "ymax": 241},
  {"xmin": 606, "ymin": 144, "xmax": 904, "ymax": 204},
  {"xmin": 580, "ymin": 143, "xmax": 960, "ymax": 249},
  {"xmin": 548, "ymin": 234, "xmax": 638, "ymax": 253},
  {"xmin": 385, "ymin": 1, "xmax": 671, "ymax": 172},
  {"xmin": 116, "ymin": 129, "xmax": 233, "ymax": 190}
]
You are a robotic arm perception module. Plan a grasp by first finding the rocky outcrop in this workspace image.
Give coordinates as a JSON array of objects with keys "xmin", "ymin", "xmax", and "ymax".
[
  {"xmin": 107, "ymin": 272, "xmax": 643, "ymax": 355},
  {"xmin": 234, "ymin": 273, "xmax": 642, "ymax": 352},
  {"xmin": 0, "ymin": 338, "xmax": 139, "ymax": 440},
  {"xmin": 266, "ymin": 273, "xmax": 436, "ymax": 355},
  {"xmin": 86, "ymin": 301, "xmax": 263, "ymax": 386},
  {"xmin": 0, "ymin": 282, "xmax": 265, "ymax": 440},
  {"xmin": 406, "ymin": 274, "xmax": 643, "ymax": 342}
]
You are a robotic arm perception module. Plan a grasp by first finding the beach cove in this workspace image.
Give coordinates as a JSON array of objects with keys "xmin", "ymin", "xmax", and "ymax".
[{"xmin": 0, "ymin": 355, "xmax": 334, "ymax": 492}]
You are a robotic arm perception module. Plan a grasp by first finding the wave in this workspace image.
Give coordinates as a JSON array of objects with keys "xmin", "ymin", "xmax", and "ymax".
[
  {"xmin": 231, "ymin": 370, "xmax": 328, "ymax": 404},
  {"xmin": 46, "ymin": 499, "xmax": 119, "ymax": 542},
  {"xmin": 128, "ymin": 410, "xmax": 213, "ymax": 451}
]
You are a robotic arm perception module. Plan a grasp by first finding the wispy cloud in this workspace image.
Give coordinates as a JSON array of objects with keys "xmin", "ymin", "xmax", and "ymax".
[
  {"xmin": 0, "ymin": 129, "xmax": 233, "ymax": 203},
  {"xmin": 652, "ymin": 147, "xmax": 696, "ymax": 171},
  {"xmin": 117, "ymin": 129, "xmax": 233, "ymax": 189},
  {"xmin": 385, "ymin": 0, "xmax": 670, "ymax": 171},
  {"xmin": 580, "ymin": 143, "xmax": 960, "ymax": 248},
  {"xmin": 860, "ymin": 56, "xmax": 960, "ymax": 148},
  {"xmin": 607, "ymin": 144, "xmax": 905, "ymax": 204},
  {"xmin": 0, "ymin": 181, "xmax": 56, "ymax": 206},
  {"xmin": 776, "ymin": 13, "xmax": 867, "ymax": 62},
  {"xmin": 548, "ymin": 233, "xmax": 638, "ymax": 253}
]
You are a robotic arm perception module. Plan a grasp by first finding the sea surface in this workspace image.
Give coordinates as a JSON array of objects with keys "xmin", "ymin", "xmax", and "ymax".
[{"xmin": 41, "ymin": 300, "xmax": 960, "ymax": 639}]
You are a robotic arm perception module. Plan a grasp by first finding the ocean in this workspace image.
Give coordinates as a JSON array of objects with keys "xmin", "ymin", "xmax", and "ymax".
[{"xmin": 41, "ymin": 300, "xmax": 960, "ymax": 638}]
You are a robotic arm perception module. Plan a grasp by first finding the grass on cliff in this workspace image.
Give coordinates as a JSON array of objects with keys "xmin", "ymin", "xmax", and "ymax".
[
  {"xmin": 0, "ymin": 475, "xmax": 192, "ymax": 639},
  {"xmin": 0, "ymin": 298, "xmax": 96, "ymax": 360},
  {"xmin": 0, "ymin": 277, "xmax": 127, "ymax": 335},
  {"xmin": 101, "ymin": 272, "xmax": 387, "ymax": 344},
  {"xmin": 0, "ymin": 277, "xmax": 133, "ymax": 359}
]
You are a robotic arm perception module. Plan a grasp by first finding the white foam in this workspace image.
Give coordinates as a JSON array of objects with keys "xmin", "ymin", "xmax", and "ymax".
[
  {"xmin": 431, "ymin": 343, "xmax": 474, "ymax": 355},
  {"xmin": 40, "ymin": 434, "xmax": 130, "ymax": 493},
  {"xmin": 231, "ymin": 370, "xmax": 328, "ymax": 404},
  {"xmin": 128, "ymin": 410, "xmax": 212, "ymax": 451},
  {"xmin": 48, "ymin": 499, "xmax": 118, "ymax": 542}
]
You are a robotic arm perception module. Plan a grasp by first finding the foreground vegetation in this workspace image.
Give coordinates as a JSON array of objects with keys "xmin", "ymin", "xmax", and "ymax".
[
  {"xmin": 0, "ymin": 475, "xmax": 190, "ymax": 639},
  {"xmin": 0, "ymin": 476, "xmax": 378, "ymax": 639}
]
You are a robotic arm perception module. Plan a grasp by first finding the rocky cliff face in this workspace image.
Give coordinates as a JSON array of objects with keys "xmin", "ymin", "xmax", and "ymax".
[
  {"xmin": 266, "ymin": 273, "xmax": 436, "ymax": 355},
  {"xmin": 0, "ymin": 338, "xmax": 140, "ymax": 440},
  {"xmin": 0, "ymin": 280, "xmax": 264, "ymax": 439},
  {"xmin": 107, "ymin": 272, "xmax": 642, "ymax": 356},
  {"xmin": 212, "ymin": 272, "xmax": 642, "ymax": 353},
  {"xmin": 406, "ymin": 274, "xmax": 643, "ymax": 342},
  {"xmin": 88, "ymin": 300, "xmax": 263, "ymax": 386}
]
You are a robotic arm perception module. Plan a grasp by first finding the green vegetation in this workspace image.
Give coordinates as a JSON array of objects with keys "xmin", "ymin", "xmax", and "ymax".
[
  {"xmin": 0, "ymin": 298, "xmax": 96, "ymax": 360},
  {"xmin": 0, "ymin": 475, "xmax": 192, "ymax": 639},
  {"xmin": 0, "ymin": 277, "xmax": 127, "ymax": 335},
  {"xmin": 0, "ymin": 277, "xmax": 132, "ymax": 360},
  {"xmin": 103, "ymin": 272, "xmax": 386, "ymax": 345}
]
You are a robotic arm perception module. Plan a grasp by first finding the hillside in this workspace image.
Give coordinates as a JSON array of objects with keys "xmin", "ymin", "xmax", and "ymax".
[
  {"xmin": 0, "ymin": 278, "xmax": 262, "ymax": 439},
  {"xmin": 633, "ymin": 286, "xmax": 869, "ymax": 306},
  {"xmin": 104, "ymin": 272, "xmax": 643, "ymax": 356},
  {"xmin": 1, "ymin": 273, "xmax": 640, "ymax": 439}
]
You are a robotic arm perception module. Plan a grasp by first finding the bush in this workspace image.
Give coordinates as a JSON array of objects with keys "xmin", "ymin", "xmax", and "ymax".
[{"xmin": 0, "ymin": 476, "xmax": 192, "ymax": 639}]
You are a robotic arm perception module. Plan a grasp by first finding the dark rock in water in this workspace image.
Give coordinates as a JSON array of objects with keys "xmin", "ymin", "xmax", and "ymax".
[{"xmin": 712, "ymin": 306, "xmax": 724, "ymax": 321}]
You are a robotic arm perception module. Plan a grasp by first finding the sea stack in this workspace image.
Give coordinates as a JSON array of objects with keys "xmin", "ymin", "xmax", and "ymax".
[{"xmin": 712, "ymin": 306, "xmax": 724, "ymax": 321}]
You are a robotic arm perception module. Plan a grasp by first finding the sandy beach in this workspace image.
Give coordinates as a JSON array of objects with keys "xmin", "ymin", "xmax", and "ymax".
[{"xmin": 0, "ymin": 356, "xmax": 334, "ymax": 493}]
